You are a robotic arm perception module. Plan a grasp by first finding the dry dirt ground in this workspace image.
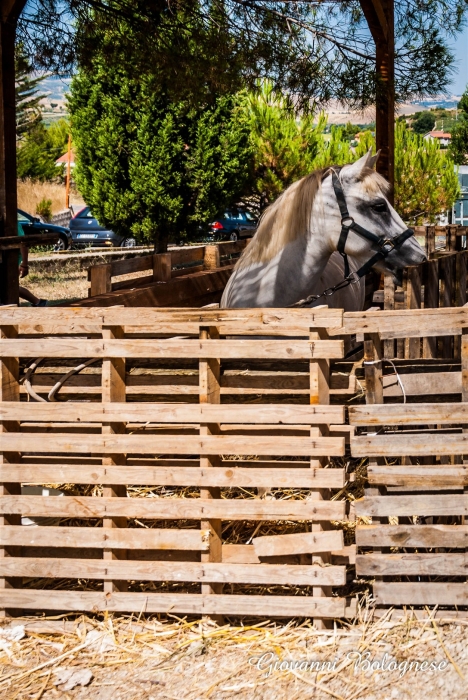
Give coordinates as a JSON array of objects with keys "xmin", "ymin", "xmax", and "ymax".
[{"xmin": 1, "ymin": 610, "xmax": 468, "ymax": 700}]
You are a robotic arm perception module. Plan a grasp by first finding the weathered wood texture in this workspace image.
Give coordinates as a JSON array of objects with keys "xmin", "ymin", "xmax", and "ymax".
[{"xmin": 0, "ymin": 306, "xmax": 352, "ymax": 619}]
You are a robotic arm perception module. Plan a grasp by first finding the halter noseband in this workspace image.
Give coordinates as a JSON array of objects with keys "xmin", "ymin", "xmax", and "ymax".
[
  {"xmin": 332, "ymin": 170, "xmax": 414, "ymax": 282},
  {"xmin": 289, "ymin": 170, "xmax": 415, "ymax": 307}
]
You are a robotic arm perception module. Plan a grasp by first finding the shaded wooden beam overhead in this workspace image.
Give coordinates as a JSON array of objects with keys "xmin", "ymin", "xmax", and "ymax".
[{"xmin": 359, "ymin": 0, "xmax": 395, "ymax": 202}]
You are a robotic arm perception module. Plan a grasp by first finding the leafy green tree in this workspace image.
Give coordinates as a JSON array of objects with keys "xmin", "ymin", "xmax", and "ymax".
[
  {"xmin": 69, "ymin": 52, "xmax": 252, "ymax": 249},
  {"xmin": 17, "ymin": 118, "xmax": 70, "ymax": 182},
  {"xmin": 449, "ymin": 89, "xmax": 468, "ymax": 165},
  {"xmin": 412, "ymin": 111, "xmax": 436, "ymax": 135},
  {"xmin": 15, "ymin": 43, "xmax": 47, "ymax": 140}
]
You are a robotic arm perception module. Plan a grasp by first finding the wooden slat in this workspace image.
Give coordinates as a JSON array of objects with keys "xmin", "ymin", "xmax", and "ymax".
[
  {"xmin": 382, "ymin": 371, "xmax": 461, "ymax": 397},
  {"xmin": 349, "ymin": 402, "xmax": 468, "ymax": 426},
  {"xmin": 332, "ymin": 306, "xmax": 468, "ymax": 338},
  {"xmin": 0, "ymin": 558, "xmax": 346, "ymax": 586},
  {"xmin": 0, "ymin": 526, "xmax": 209, "ymax": 550},
  {"xmin": 0, "ymin": 338, "xmax": 343, "ymax": 359},
  {"xmin": 110, "ymin": 254, "xmax": 154, "ymax": 277},
  {"xmin": 253, "ymin": 530, "xmax": 343, "ymax": 558},
  {"xmin": 355, "ymin": 494, "xmax": 468, "ymax": 517},
  {"xmin": 367, "ymin": 464, "xmax": 468, "ymax": 488},
  {"xmin": 356, "ymin": 524, "xmax": 468, "ymax": 548},
  {"xmin": 0, "ymin": 307, "xmax": 343, "ymax": 330},
  {"xmin": 357, "ymin": 553, "xmax": 468, "ymax": 576},
  {"xmin": 373, "ymin": 582, "xmax": 468, "ymax": 606},
  {"xmin": 0, "ymin": 464, "xmax": 346, "ymax": 488},
  {"xmin": 0, "ymin": 402, "xmax": 345, "ymax": 425},
  {"xmin": 0, "ymin": 590, "xmax": 349, "ymax": 617},
  {"xmin": 351, "ymin": 433, "xmax": 468, "ymax": 457},
  {"xmin": 223, "ymin": 543, "xmax": 355, "ymax": 564},
  {"xmin": 0, "ymin": 495, "xmax": 346, "ymax": 520},
  {"xmin": 0, "ymin": 433, "xmax": 345, "ymax": 456}
]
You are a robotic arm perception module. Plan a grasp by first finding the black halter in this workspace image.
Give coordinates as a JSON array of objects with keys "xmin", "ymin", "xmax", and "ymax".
[
  {"xmin": 332, "ymin": 170, "xmax": 414, "ymax": 281},
  {"xmin": 289, "ymin": 170, "xmax": 415, "ymax": 307}
]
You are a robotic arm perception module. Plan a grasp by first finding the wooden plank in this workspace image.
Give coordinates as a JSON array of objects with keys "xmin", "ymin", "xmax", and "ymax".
[
  {"xmin": 0, "ymin": 526, "xmax": 209, "ymax": 550},
  {"xmin": 356, "ymin": 524, "xmax": 468, "ymax": 548},
  {"xmin": 440, "ymin": 255, "xmax": 455, "ymax": 357},
  {"xmin": 101, "ymin": 323, "xmax": 127, "ymax": 594},
  {"xmin": 253, "ymin": 530, "xmax": 343, "ymax": 558},
  {"xmin": 383, "ymin": 275, "xmax": 395, "ymax": 358},
  {"xmin": 0, "ymin": 464, "xmax": 346, "ymax": 488},
  {"xmin": 110, "ymin": 254, "xmax": 153, "ymax": 277},
  {"xmin": 204, "ymin": 246, "xmax": 221, "ymax": 270},
  {"xmin": 357, "ymin": 552, "xmax": 468, "ymax": 576},
  {"xmin": 367, "ymin": 464, "xmax": 468, "ymax": 488},
  {"xmin": 382, "ymin": 371, "xmax": 460, "ymax": 397},
  {"xmin": 170, "ymin": 247, "xmax": 205, "ymax": 266},
  {"xmin": 349, "ymin": 402, "xmax": 468, "ymax": 426},
  {"xmin": 373, "ymin": 582, "xmax": 468, "ymax": 607},
  {"xmin": 0, "ymin": 558, "xmax": 346, "ymax": 586},
  {"xmin": 351, "ymin": 433, "xmax": 468, "ymax": 457},
  {"xmin": 404, "ymin": 267, "xmax": 422, "ymax": 359},
  {"xmin": 89, "ymin": 264, "xmax": 112, "ymax": 297},
  {"xmin": 153, "ymin": 253, "xmax": 171, "ymax": 282},
  {"xmin": 355, "ymin": 494, "xmax": 468, "ymax": 517},
  {"xmin": 0, "ymin": 496, "xmax": 346, "ymax": 520},
  {"xmin": 0, "ymin": 402, "xmax": 345, "ymax": 425},
  {"xmin": 332, "ymin": 306, "xmax": 468, "ymax": 338},
  {"xmin": 422, "ymin": 258, "xmax": 439, "ymax": 358},
  {"xmin": 0, "ymin": 590, "xmax": 348, "ymax": 617},
  {"xmin": 0, "ymin": 338, "xmax": 344, "ymax": 360},
  {"xmin": 0, "ymin": 433, "xmax": 345, "ymax": 456},
  {"xmin": 0, "ymin": 306, "xmax": 344, "ymax": 329}
]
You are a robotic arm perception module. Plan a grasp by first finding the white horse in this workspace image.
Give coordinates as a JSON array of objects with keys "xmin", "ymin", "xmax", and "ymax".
[{"xmin": 221, "ymin": 152, "xmax": 426, "ymax": 311}]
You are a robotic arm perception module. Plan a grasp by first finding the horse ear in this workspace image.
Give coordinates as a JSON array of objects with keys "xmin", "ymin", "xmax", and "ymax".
[
  {"xmin": 366, "ymin": 149, "xmax": 381, "ymax": 170},
  {"xmin": 340, "ymin": 153, "xmax": 370, "ymax": 182}
]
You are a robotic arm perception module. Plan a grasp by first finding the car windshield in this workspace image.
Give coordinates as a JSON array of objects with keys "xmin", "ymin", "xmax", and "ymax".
[
  {"xmin": 244, "ymin": 211, "xmax": 256, "ymax": 221},
  {"xmin": 17, "ymin": 210, "xmax": 31, "ymax": 223},
  {"xmin": 77, "ymin": 208, "xmax": 93, "ymax": 218}
]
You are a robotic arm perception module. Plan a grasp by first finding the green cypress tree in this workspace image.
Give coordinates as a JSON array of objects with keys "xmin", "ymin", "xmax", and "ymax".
[{"xmin": 449, "ymin": 89, "xmax": 468, "ymax": 165}]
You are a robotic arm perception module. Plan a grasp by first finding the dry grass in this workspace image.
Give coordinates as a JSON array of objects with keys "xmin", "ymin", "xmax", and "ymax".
[
  {"xmin": 1, "ymin": 608, "xmax": 467, "ymax": 699},
  {"xmin": 20, "ymin": 265, "xmax": 88, "ymax": 304},
  {"xmin": 17, "ymin": 179, "xmax": 84, "ymax": 216}
]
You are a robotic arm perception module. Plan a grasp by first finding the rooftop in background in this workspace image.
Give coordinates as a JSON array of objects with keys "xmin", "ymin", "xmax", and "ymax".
[{"xmin": 55, "ymin": 150, "xmax": 75, "ymax": 167}]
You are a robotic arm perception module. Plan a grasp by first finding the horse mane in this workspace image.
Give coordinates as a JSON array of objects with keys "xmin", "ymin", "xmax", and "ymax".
[{"xmin": 236, "ymin": 163, "xmax": 388, "ymax": 268}]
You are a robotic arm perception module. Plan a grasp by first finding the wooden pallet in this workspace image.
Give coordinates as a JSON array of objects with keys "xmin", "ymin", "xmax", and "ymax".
[{"xmin": 0, "ymin": 306, "xmax": 355, "ymax": 620}]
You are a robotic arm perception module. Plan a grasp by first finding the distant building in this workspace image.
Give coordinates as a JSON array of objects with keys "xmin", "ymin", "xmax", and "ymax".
[
  {"xmin": 55, "ymin": 150, "xmax": 76, "ymax": 168},
  {"xmin": 450, "ymin": 166, "xmax": 468, "ymax": 226},
  {"xmin": 424, "ymin": 131, "xmax": 451, "ymax": 147}
]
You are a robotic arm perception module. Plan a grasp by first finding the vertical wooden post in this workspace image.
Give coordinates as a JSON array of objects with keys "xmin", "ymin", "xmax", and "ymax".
[
  {"xmin": 423, "ymin": 259, "xmax": 439, "ymax": 359},
  {"xmin": 102, "ymin": 324, "xmax": 127, "ymax": 593},
  {"xmin": 449, "ymin": 225, "xmax": 458, "ymax": 252},
  {"xmin": 383, "ymin": 274, "xmax": 395, "ymax": 358},
  {"xmin": 199, "ymin": 326, "xmax": 222, "ymax": 603},
  {"xmin": 89, "ymin": 264, "xmax": 112, "ymax": 297},
  {"xmin": 454, "ymin": 252, "xmax": 467, "ymax": 360},
  {"xmin": 364, "ymin": 333, "xmax": 383, "ymax": 404},
  {"xmin": 0, "ymin": 2, "xmax": 24, "ymax": 305},
  {"xmin": 405, "ymin": 266, "xmax": 422, "ymax": 359},
  {"xmin": 204, "ymin": 245, "xmax": 221, "ymax": 271},
  {"xmin": 153, "ymin": 253, "xmax": 171, "ymax": 282},
  {"xmin": 440, "ymin": 256, "xmax": 455, "ymax": 358},
  {"xmin": 0, "ymin": 323, "xmax": 21, "ymax": 616},
  {"xmin": 426, "ymin": 225, "xmax": 436, "ymax": 259},
  {"xmin": 309, "ymin": 328, "xmax": 331, "ymax": 629}
]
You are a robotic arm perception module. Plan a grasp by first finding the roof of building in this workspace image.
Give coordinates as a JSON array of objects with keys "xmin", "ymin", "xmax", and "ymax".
[
  {"xmin": 55, "ymin": 150, "xmax": 76, "ymax": 165},
  {"xmin": 425, "ymin": 131, "xmax": 452, "ymax": 139}
]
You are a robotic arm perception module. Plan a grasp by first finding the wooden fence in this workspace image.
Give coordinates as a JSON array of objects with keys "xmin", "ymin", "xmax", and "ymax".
[
  {"xmin": 85, "ymin": 240, "xmax": 249, "ymax": 306},
  {"xmin": 0, "ymin": 306, "xmax": 355, "ymax": 620}
]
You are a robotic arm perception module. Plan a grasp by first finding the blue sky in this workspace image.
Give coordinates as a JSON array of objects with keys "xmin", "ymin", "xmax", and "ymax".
[{"xmin": 450, "ymin": 25, "xmax": 468, "ymax": 94}]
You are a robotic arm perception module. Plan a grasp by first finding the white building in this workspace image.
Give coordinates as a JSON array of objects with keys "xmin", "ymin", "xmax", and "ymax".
[{"xmin": 424, "ymin": 131, "xmax": 451, "ymax": 147}]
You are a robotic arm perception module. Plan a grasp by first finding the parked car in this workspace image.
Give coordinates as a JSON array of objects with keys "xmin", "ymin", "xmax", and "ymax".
[
  {"xmin": 17, "ymin": 209, "xmax": 72, "ymax": 251},
  {"xmin": 69, "ymin": 207, "xmax": 136, "ymax": 247},
  {"xmin": 207, "ymin": 208, "xmax": 257, "ymax": 241}
]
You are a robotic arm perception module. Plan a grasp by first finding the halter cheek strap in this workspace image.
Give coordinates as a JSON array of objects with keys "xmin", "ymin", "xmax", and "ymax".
[{"xmin": 332, "ymin": 171, "xmax": 414, "ymax": 282}]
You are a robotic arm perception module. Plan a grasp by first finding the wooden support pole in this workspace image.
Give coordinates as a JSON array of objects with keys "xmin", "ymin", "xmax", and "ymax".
[
  {"xmin": 422, "ymin": 258, "xmax": 439, "ymax": 359},
  {"xmin": 153, "ymin": 253, "xmax": 171, "ymax": 282},
  {"xmin": 0, "ymin": 323, "xmax": 21, "ymax": 617},
  {"xmin": 199, "ymin": 326, "xmax": 223, "ymax": 603},
  {"xmin": 383, "ymin": 274, "xmax": 395, "ymax": 358},
  {"xmin": 89, "ymin": 264, "xmax": 112, "ymax": 297},
  {"xmin": 0, "ymin": 1, "xmax": 26, "ymax": 304},
  {"xmin": 102, "ymin": 324, "xmax": 127, "ymax": 593},
  {"xmin": 426, "ymin": 225, "xmax": 436, "ymax": 259},
  {"xmin": 204, "ymin": 245, "xmax": 221, "ymax": 271},
  {"xmin": 405, "ymin": 266, "xmax": 422, "ymax": 359},
  {"xmin": 364, "ymin": 332, "xmax": 383, "ymax": 404}
]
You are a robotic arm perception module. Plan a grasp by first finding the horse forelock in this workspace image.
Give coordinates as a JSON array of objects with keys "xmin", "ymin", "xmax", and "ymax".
[{"xmin": 235, "ymin": 163, "xmax": 388, "ymax": 270}]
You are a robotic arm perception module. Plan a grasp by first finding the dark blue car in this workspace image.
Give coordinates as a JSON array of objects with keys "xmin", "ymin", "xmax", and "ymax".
[
  {"xmin": 208, "ymin": 208, "xmax": 257, "ymax": 241},
  {"xmin": 17, "ymin": 209, "xmax": 72, "ymax": 251},
  {"xmin": 69, "ymin": 207, "xmax": 136, "ymax": 248}
]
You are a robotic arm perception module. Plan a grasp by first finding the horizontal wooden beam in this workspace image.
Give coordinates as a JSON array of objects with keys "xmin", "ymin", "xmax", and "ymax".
[
  {"xmin": 351, "ymin": 433, "xmax": 468, "ymax": 457},
  {"xmin": 0, "ymin": 232, "xmax": 60, "ymax": 250},
  {"xmin": 374, "ymin": 582, "xmax": 468, "ymax": 607},
  {"xmin": 0, "ymin": 464, "xmax": 346, "ymax": 488},
  {"xmin": 0, "ymin": 495, "xmax": 347, "ymax": 521},
  {"xmin": 357, "ymin": 552, "xmax": 468, "ymax": 576},
  {"xmin": 0, "ymin": 590, "xmax": 350, "ymax": 617},
  {"xmin": 0, "ymin": 338, "xmax": 343, "ymax": 359},
  {"xmin": 253, "ymin": 530, "xmax": 344, "ymax": 558},
  {"xmin": 0, "ymin": 402, "xmax": 344, "ymax": 425},
  {"xmin": 357, "ymin": 524, "xmax": 468, "ymax": 548},
  {"xmin": 0, "ymin": 433, "xmax": 345, "ymax": 456},
  {"xmin": 367, "ymin": 464, "xmax": 468, "ymax": 488},
  {"xmin": 355, "ymin": 494, "xmax": 468, "ymax": 517},
  {"xmin": 350, "ymin": 402, "xmax": 468, "ymax": 425}
]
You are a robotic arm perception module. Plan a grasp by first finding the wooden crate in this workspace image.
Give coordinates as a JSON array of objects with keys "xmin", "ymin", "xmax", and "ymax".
[{"xmin": 0, "ymin": 306, "xmax": 355, "ymax": 620}]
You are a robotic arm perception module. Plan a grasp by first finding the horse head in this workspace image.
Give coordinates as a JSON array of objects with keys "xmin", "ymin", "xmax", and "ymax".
[{"xmin": 321, "ymin": 151, "xmax": 427, "ymax": 285}]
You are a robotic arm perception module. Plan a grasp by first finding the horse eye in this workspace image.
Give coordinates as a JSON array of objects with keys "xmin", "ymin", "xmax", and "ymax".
[{"xmin": 372, "ymin": 200, "xmax": 388, "ymax": 214}]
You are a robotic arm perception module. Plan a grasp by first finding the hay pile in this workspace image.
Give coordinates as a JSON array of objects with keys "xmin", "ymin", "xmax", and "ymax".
[{"xmin": 1, "ymin": 606, "xmax": 467, "ymax": 699}]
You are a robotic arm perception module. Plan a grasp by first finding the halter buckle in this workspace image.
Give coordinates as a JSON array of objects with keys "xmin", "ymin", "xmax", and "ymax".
[
  {"xmin": 341, "ymin": 216, "xmax": 354, "ymax": 228},
  {"xmin": 381, "ymin": 239, "xmax": 396, "ymax": 252}
]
